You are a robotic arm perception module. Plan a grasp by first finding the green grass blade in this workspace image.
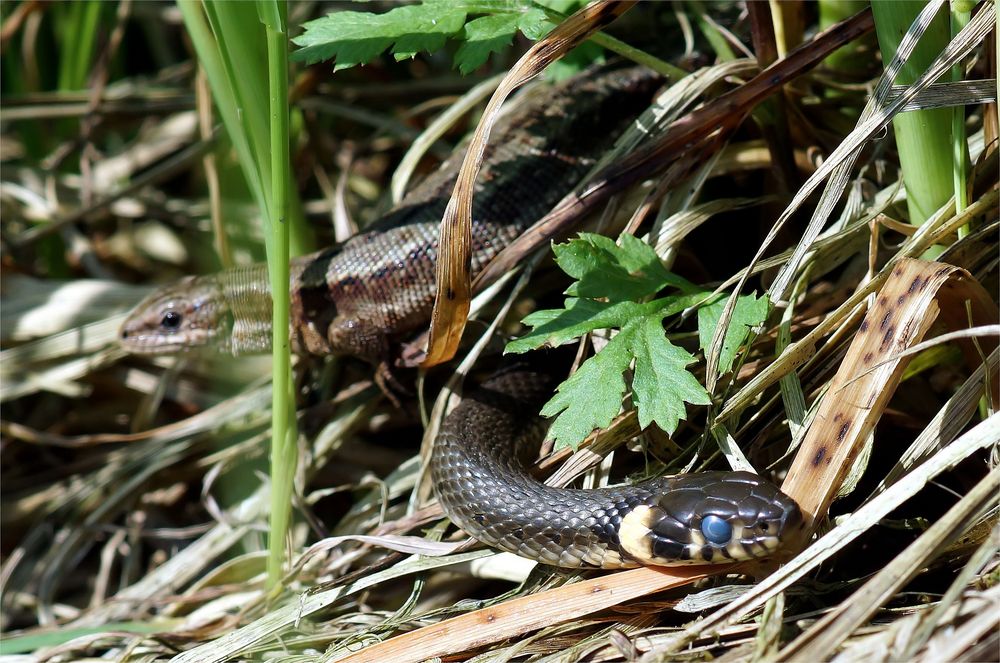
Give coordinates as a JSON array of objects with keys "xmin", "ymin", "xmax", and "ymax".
[
  {"xmin": 0, "ymin": 622, "xmax": 174, "ymax": 655},
  {"xmin": 179, "ymin": 0, "xmax": 273, "ymax": 255},
  {"xmin": 261, "ymin": 0, "xmax": 297, "ymax": 589},
  {"xmin": 56, "ymin": 1, "xmax": 103, "ymax": 91},
  {"xmin": 178, "ymin": 0, "xmax": 301, "ymax": 589}
]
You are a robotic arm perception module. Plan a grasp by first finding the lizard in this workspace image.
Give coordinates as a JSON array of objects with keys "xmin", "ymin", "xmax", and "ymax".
[{"xmin": 120, "ymin": 64, "xmax": 663, "ymax": 370}]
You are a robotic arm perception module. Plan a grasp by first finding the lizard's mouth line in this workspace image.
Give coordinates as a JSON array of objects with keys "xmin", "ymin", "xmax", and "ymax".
[
  {"xmin": 120, "ymin": 335, "xmax": 197, "ymax": 354},
  {"xmin": 119, "ymin": 328, "xmax": 222, "ymax": 354}
]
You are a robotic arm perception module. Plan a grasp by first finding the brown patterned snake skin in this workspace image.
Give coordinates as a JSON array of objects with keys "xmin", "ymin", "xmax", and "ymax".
[{"xmin": 121, "ymin": 65, "xmax": 803, "ymax": 568}]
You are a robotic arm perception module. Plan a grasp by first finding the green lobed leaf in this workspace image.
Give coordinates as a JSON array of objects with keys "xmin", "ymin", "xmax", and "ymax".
[
  {"xmin": 506, "ymin": 299, "xmax": 642, "ymax": 353},
  {"xmin": 630, "ymin": 316, "xmax": 711, "ymax": 432},
  {"xmin": 516, "ymin": 7, "xmax": 554, "ymax": 40},
  {"xmin": 507, "ymin": 291, "xmax": 712, "ymax": 354},
  {"xmin": 540, "ymin": 330, "xmax": 630, "ymax": 448},
  {"xmin": 291, "ymin": 0, "xmax": 570, "ymax": 73},
  {"xmin": 505, "ymin": 230, "xmax": 723, "ymax": 447},
  {"xmin": 539, "ymin": 311, "xmax": 711, "ymax": 449},
  {"xmin": 292, "ymin": 5, "xmax": 467, "ymax": 69},
  {"xmin": 556, "ymin": 233, "xmax": 697, "ymax": 301},
  {"xmin": 697, "ymin": 291, "xmax": 770, "ymax": 376},
  {"xmin": 454, "ymin": 14, "xmax": 520, "ymax": 74}
]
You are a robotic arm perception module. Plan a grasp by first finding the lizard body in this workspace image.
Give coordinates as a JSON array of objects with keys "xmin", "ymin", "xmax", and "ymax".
[{"xmin": 120, "ymin": 65, "xmax": 662, "ymax": 363}]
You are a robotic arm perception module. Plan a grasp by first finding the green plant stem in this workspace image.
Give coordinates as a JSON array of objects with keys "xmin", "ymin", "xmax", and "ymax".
[
  {"xmin": 818, "ymin": 0, "xmax": 870, "ymax": 73},
  {"xmin": 588, "ymin": 32, "xmax": 686, "ymax": 81},
  {"xmin": 533, "ymin": 5, "xmax": 685, "ymax": 80},
  {"xmin": 180, "ymin": 0, "xmax": 302, "ymax": 588},
  {"xmin": 871, "ymin": 1, "xmax": 953, "ymax": 239},
  {"xmin": 261, "ymin": 0, "xmax": 297, "ymax": 590}
]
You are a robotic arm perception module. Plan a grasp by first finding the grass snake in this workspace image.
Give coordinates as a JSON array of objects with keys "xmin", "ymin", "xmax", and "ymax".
[{"xmin": 432, "ymin": 365, "xmax": 803, "ymax": 568}]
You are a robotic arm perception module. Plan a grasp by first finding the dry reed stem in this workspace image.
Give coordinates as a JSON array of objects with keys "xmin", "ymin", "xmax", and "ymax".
[
  {"xmin": 340, "ymin": 564, "xmax": 722, "ymax": 663},
  {"xmin": 782, "ymin": 258, "xmax": 999, "ymax": 539},
  {"xmin": 423, "ymin": 0, "xmax": 635, "ymax": 367}
]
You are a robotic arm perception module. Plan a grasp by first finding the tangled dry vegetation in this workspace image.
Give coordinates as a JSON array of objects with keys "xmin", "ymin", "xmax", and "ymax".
[{"xmin": 1, "ymin": 2, "xmax": 997, "ymax": 661}]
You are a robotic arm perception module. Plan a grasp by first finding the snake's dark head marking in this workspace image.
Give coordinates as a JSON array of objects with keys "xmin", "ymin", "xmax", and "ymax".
[
  {"xmin": 120, "ymin": 276, "xmax": 233, "ymax": 354},
  {"xmin": 618, "ymin": 471, "xmax": 803, "ymax": 565}
]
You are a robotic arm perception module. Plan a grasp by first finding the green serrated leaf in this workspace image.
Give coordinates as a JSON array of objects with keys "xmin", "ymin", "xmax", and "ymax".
[
  {"xmin": 454, "ymin": 13, "xmax": 520, "ymax": 74},
  {"xmin": 555, "ymin": 233, "xmax": 696, "ymax": 302},
  {"xmin": 540, "ymin": 331, "xmax": 630, "ymax": 448},
  {"xmin": 539, "ymin": 309, "xmax": 710, "ymax": 448},
  {"xmin": 698, "ymin": 291, "xmax": 770, "ymax": 376},
  {"xmin": 631, "ymin": 316, "xmax": 711, "ymax": 433},
  {"xmin": 292, "ymin": 5, "xmax": 467, "ymax": 69},
  {"xmin": 506, "ymin": 299, "xmax": 640, "ymax": 353},
  {"xmin": 517, "ymin": 7, "xmax": 553, "ymax": 40},
  {"xmin": 507, "ymin": 291, "xmax": 713, "ymax": 354},
  {"xmin": 505, "ymin": 229, "xmax": 726, "ymax": 448}
]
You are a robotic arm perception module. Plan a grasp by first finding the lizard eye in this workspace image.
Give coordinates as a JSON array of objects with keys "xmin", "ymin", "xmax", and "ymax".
[{"xmin": 160, "ymin": 311, "xmax": 183, "ymax": 330}]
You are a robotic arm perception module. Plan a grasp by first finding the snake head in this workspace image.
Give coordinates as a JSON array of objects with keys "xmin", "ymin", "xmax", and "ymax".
[
  {"xmin": 619, "ymin": 471, "xmax": 803, "ymax": 565},
  {"xmin": 120, "ymin": 276, "xmax": 233, "ymax": 354}
]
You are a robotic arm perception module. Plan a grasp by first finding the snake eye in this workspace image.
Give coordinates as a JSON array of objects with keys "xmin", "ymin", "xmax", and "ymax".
[
  {"xmin": 161, "ymin": 311, "xmax": 183, "ymax": 330},
  {"xmin": 701, "ymin": 515, "xmax": 733, "ymax": 545}
]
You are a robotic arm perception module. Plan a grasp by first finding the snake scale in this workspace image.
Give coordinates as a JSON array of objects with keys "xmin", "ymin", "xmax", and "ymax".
[{"xmin": 121, "ymin": 65, "xmax": 803, "ymax": 568}]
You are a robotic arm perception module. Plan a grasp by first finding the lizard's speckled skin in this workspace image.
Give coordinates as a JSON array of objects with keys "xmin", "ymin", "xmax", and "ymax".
[{"xmin": 120, "ymin": 65, "xmax": 664, "ymax": 362}]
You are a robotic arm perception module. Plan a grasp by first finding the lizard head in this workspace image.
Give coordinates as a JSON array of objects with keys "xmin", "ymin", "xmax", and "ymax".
[{"xmin": 120, "ymin": 276, "xmax": 233, "ymax": 354}]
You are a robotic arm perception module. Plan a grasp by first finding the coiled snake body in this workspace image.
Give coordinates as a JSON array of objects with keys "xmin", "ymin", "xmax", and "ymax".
[{"xmin": 432, "ymin": 367, "xmax": 803, "ymax": 568}]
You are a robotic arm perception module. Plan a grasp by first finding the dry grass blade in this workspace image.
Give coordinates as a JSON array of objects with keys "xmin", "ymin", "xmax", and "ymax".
[
  {"xmin": 3, "ymin": 380, "xmax": 272, "ymax": 447},
  {"xmin": 767, "ymin": 0, "xmax": 952, "ymax": 306},
  {"xmin": 707, "ymin": 1, "xmax": 995, "ymax": 388},
  {"xmin": 414, "ymin": 263, "xmax": 538, "ymax": 508},
  {"xmin": 776, "ymin": 465, "xmax": 1000, "ymax": 660},
  {"xmin": 168, "ymin": 550, "xmax": 496, "ymax": 663},
  {"xmin": 4, "ymin": 3, "xmax": 997, "ymax": 660},
  {"xmin": 918, "ymin": 594, "xmax": 1000, "ymax": 663},
  {"xmin": 470, "ymin": 8, "xmax": 875, "ymax": 296},
  {"xmin": 716, "ymin": 189, "xmax": 999, "ymax": 423},
  {"xmin": 61, "ymin": 386, "xmax": 377, "ymax": 628},
  {"xmin": 390, "ymin": 73, "xmax": 503, "ymax": 204},
  {"xmin": 872, "ymin": 347, "xmax": 999, "ymax": 496},
  {"xmin": 782, "ymin": 258, "xmax": 998, "ymax": 536},
  {"xmin": 327, "ymin": 252, "xmax": 997, "ymax": 657},
  {"xmin": 824, "ymin": 526, "xmax": 1000, "ymax": 663},
  {"xmin": 635, "ymin": 416, "xmax": 998, "ymax": 660},
  {"xmin": 422, "ymin": 0, "xmax": 636, "ymax": 367},
  {"xmin": 339, "ymin": 564, "xmax": 725, "ymax": 663}
]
